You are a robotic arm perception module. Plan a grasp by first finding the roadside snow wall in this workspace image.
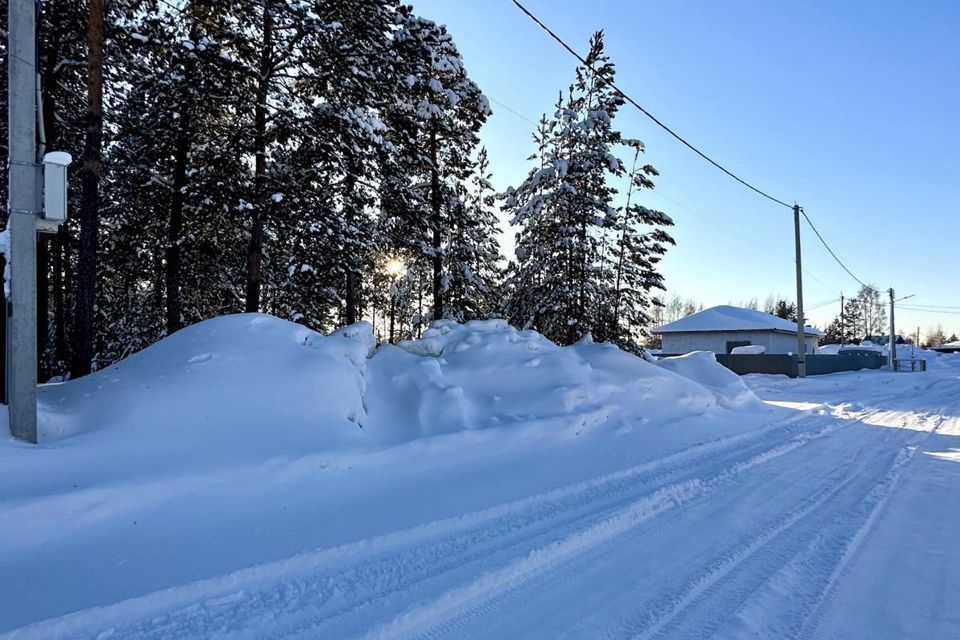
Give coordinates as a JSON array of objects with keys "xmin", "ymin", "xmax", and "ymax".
[{"xmin": 23, "ymin": 315, "xmax": 758, "ymax": 459}]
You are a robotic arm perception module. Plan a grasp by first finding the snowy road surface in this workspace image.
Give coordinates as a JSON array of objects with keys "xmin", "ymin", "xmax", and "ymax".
[{"xmin": 1, "ymin": 322, "xmax": 958, "ymax": 639}]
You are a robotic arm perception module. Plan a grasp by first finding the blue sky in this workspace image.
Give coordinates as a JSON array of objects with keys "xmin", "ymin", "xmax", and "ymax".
[{"xmin": 411, "ymin": 0, "xmax": 959, "ymax": 338}]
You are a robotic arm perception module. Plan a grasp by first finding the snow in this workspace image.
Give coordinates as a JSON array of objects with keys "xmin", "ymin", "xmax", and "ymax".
[
  {"xmin": 42, "ymin": 151, "xmax": 73, "ymax": 167},
  {"xmin": 731, "ymin": 344, "xmax": 766, "ymax": 355},
  {"xmin": 2, "ymin": 314, "xmax": 960, "ymax": 639},
  {"xmin": 0, "ymin": 228, "xmax": 10, "ymax": 298},
  {"xmin": 655, "ymin": 304, "xmax": 824, "ymax": 336},
  {"xmin": 655, "ymin": 350, "xmax": 760, "ymax": 408}
]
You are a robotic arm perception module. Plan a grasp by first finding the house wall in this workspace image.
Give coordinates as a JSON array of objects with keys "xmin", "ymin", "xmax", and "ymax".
[{"xmin": 660, "ymin": 331, "xmax": 818, "ymax": 355}]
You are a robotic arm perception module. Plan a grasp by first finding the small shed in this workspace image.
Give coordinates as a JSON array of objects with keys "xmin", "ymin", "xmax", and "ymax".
[{"xmin": 654, "ymin": 305, "xmax": 823, "ymax": 355}]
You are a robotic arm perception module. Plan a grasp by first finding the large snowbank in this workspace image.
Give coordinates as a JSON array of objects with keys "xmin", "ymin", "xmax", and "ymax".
[
  {"xmin": 19, "ymin": 314, "xmax": 757, "ymax": 452},
  {"xmin": 654, "ymin": 350, "xmax": 760, "ymax": 408},
  {"xmin": 364, "ymin": 318, "xmax": 755, "ymax": 442},
  {"xmin": 26, "ymin": 314, "xmax": 373, "ymax": 478}
]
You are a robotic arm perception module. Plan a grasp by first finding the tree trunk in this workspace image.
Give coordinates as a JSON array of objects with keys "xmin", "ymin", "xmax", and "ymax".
[
  {"xmin": 165, "ymin": 119, "xmax": 190, "ymax": 334},
  {"xmin": 36, "ymin": 237, "xmax": 49, "ymax": 380},
  {"xmin": 611, "ymin": 148, "xmax": 642, "ymax": 341},
  {"xmin": 429, "ymin": 128, "xmax": 442, "ymax": 321},
  {"xmin": 71, "ymin": 0, "xmax": 105, "ymax": 378},
  {"xmin": 245, "ymin": 0, "xmax": 273, "ymax": 313},
  {"xmin": 39, "ymin": 7, "xmax": 64, "ymax": 380},
  {"xmin": 52, "ymin": 228, "xmax": 67, "ymax": 369},
  {"xmin": 343, "ymin": 169, "xmax": 358, "ymax": 324}
]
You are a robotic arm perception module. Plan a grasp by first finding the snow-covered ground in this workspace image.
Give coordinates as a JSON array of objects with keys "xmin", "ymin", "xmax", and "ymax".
[{"xmin": 1, "ymin": 314, "xmax": 959, "ymax": 639}]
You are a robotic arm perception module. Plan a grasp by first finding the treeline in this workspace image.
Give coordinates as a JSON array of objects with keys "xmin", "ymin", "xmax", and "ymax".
[
  {"xmin": 0, "ymin": 1, "xmax": 674, "ymax": 380},
  {"xmin": 820, "ymin": 285, "xmax": 888, "ymax": 345}
]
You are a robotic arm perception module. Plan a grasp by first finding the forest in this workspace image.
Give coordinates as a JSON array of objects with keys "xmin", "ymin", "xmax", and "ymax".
[{"xmin": 0, "ymin": 0, "xmax": 675, "ymax": 381}]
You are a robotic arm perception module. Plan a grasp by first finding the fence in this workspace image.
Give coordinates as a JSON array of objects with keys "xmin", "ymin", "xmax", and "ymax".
[
  {"xmin": 893, "ymin": 359, "xmax": 926, "ymax": 373},
  {"xmin": 711, "ymin": 350, "xmax": 888, "ymax": 378}
]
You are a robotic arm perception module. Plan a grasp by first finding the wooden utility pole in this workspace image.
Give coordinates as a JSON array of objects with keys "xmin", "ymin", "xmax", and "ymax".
[
  {"xmin": 888, "ymin": 288, "xmax": 896, "ymax": 367},
  {"xmin": 840, "ymin": 294, "xmax": 845, "ymax": 346},
  {"xmin": 793, "ymin": 204, "xmax": 806, "ymax": 378}
]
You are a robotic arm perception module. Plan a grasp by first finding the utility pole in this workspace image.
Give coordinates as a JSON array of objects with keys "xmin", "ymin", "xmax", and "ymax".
[
  {"xmin": 793, "ymin": 204, "xmax": 806, "ymax": 378},
  {"xmin": 840, "ymin": 294, "xmax": 845, "ymax": 347},
  {"xmin": 7, "ymin": 0, "xmax": 40, "ymax": 442},
  {"xmin": 888, "ymin": 288, "xmax": 896, "ymax": 368}
]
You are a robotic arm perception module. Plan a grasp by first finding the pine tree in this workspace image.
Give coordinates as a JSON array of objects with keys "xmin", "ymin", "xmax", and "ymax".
[
  {"xmin": 388, "ymin": 9, "xmax": 489, "ymax": 323},
  {"xmin": 290, "ymin": 0, "xmax": 400, "ymax": 327},
  {"xmin": 99, "ymin": 0, "xmax": 251, "ymax": 363},
  {"xmin": 71, "ymin": 0, "xmax": 107, "ymax": 377},
  {"xmin": 604, "ymin": 139, "xmax": 674, "ymax": 351},
  {"xmin": 505, "ymin": 32, "xmax": 673, "ymax": 347},
  {"xmin": 444, "ymin": 147, "xmax": 504, "ymax": 322},
  {"xmin": 771, "ymin": 299, "xmax": 797, "ymax": 322}
]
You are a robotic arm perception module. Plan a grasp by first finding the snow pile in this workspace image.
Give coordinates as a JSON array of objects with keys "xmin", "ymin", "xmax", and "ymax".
[
  {"xmin": 655, "ymin": 351, "xmax": 760, "ymax": 408},
  {"xmin": 731, "ymin": 344, "xmax": 766, "ymax": 355},
  {"xmin": 21, "ymin": 315, "xmax": 761, "ymax": 455},
  {"xmin": 365, "ymin": 319, "xmax": 747, "ymax": 442},
  {"xmin": 32, "ymin": 314, "xmax": 372, "ymax": 466}
]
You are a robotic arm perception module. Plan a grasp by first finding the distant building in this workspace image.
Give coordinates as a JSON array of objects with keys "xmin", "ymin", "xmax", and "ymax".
[
  {"xmin": 653, "ymin": 305, "xmax": 823, "ymax": 355},
  {"xmin": 863, "ymin": 335, "xmax": 905, "ymax": 345},
  {"xmin": 932, "ymin": 341, "xmax": 960, "ymax": 354}
]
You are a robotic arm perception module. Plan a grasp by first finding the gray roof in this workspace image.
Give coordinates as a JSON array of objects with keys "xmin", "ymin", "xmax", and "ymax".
[{"xmin": 653, "ymin": 305, "xmax": 824, "ymax": 337}]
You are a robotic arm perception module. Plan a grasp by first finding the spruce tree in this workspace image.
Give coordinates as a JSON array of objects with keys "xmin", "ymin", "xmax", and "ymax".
[
  {"xmin": 505, "ymin": 32, "xmax": 673, "ymax": 347},
  {"xmin": 444, "ymin": 147, "xmax": 504, "ymax": 322}
]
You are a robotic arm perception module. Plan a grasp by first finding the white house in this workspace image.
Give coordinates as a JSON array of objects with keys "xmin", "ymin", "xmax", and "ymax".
[{"xmin": 653, "ymin": 305, "xmax": 823, "ymax": 355}]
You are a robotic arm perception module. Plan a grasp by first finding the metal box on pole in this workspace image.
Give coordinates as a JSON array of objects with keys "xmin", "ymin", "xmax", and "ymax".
[{"xmin": 38, "ymin": 151, "xmax": 72, "ymax": 233}]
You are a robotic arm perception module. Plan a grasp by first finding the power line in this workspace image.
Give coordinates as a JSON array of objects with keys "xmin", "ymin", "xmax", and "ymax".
[
  {"xmin": 901, "ymin": 303, "xmax": 960, "ymax": 310},
  {"xmin": 806, "ymin": 297, "xmax": 841, "ymax": 311},
  {"xmin": 484, "ymin": 89, "xmax": 844, "ymax": 296},
  {"xmin": 798, "ymin": 208, "xmax": 867, "ymax": 288},
  {"xmin": 510, "ymin": 0, "xmax": 793, "ymax": 210},
  {"xmin": 488, "ymin": 95, "xmax": 539, "ymax": 126},
  {"xmin": 899, "ymin": 305, "xmax": 960, "ymax": 316},
  {"xmin": 511, "ymin": 0, "xmax": 874, "ymax": 296},
  {"xmin": 648, "ymin": 190, "xmax": 840, "ymax": 294}
]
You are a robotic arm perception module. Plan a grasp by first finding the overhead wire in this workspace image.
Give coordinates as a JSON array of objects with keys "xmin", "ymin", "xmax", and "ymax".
[
  {"xmin": 511, "ymin": 0, "xmax": 873, "ymax": 294},
  {"xmin": 899, "ymin": 306, "xmax": 960, "ymax": 316},
  {"xmin": 799, "ymin": 208, "xmax": 867, "ymax": 288},
  {"xmin": 511, "ymin": 0, "xmax": 793, "ymax": 210},
  {"xmin": 486, "ymin": 90, "xmax": 843, "ymax": 296}
]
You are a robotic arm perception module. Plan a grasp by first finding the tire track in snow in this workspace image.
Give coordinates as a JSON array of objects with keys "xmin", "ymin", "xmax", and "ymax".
[
  {"xmin": 409, "ymin": 429, "xmax": 877, "ymax": 640},
  {"xmin": 373, "ymin": 401, "xmax": 935, "ymax": 640},
  {"xmin": 791, "ymin": 413, "xmax": 951, "ymax": 640},
  {"xmin": 632, "ymin": 411, "xmax": 951, "ymax": 640},
  {"xmin": 253, "ymin": 416, "xmax": 845, "ymax": 640},
  {"xmin": 624, "ymin": 441, "xmax": 904, "ymax": 640},
  {"xmin": 355, "ymin": 420, "xmax": 851, "ymax": 640},
  {"xmin": 4, "ymin": 411, "xmax": 842, "ymax": 640},
  {"xmin": 623, "ymin": 452, "xmax": 867, "ymax": 640}
]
